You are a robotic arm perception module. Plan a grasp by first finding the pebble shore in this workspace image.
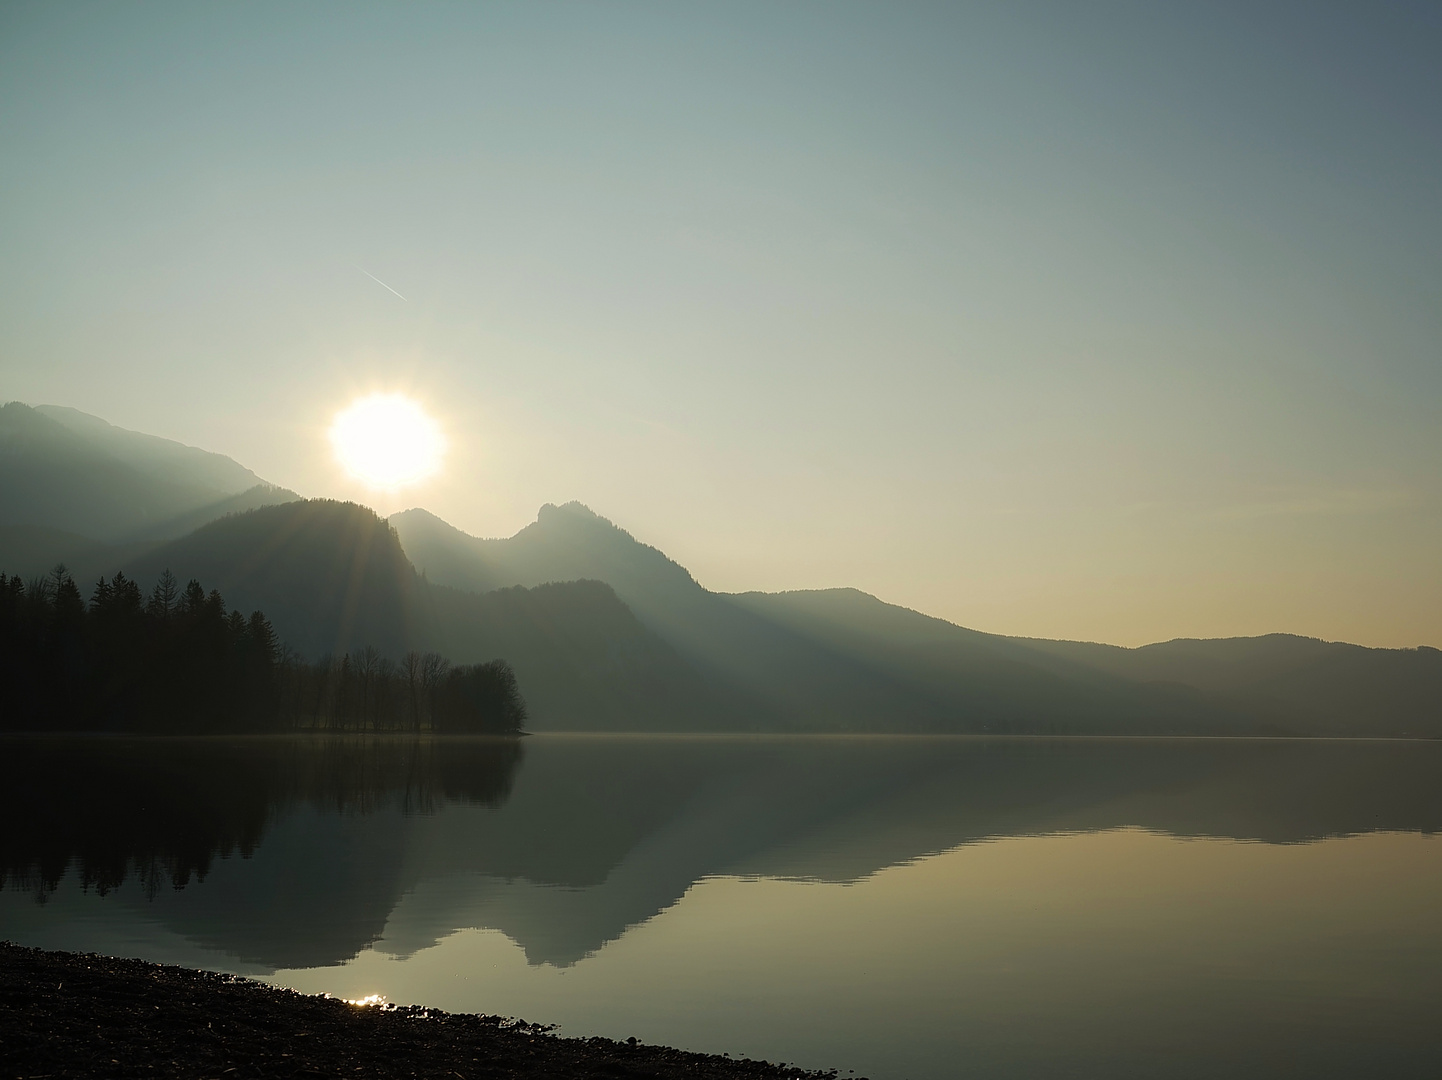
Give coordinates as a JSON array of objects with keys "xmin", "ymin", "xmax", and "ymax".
[{"xmin": 1, "ymin": 942, "xmax": 852, "ymax": 1079}]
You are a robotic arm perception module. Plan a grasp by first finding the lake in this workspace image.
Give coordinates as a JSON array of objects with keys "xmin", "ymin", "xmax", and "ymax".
[{"xmin": 3, "ymin": 734, "xmax": 1442, "ymax": 1079}]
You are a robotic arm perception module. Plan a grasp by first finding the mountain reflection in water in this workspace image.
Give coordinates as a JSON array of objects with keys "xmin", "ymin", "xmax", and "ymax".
[{"xmin": 3, "ymin": 735, "xmax": 1441, "ymax": 972}]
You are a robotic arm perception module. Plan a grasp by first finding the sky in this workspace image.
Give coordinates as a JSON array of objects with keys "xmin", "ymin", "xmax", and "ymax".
[{"xmin": 1, "ymin": 1, "xmax": 1439, "ymax": 648}]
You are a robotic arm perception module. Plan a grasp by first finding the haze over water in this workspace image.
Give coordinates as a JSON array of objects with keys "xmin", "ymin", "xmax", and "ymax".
[{"xmin": 4, "ymin": 734, "xmax": 1441, "ymax": 1079}]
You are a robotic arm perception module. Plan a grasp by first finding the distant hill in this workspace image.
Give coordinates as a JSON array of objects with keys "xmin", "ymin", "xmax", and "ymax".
[
  {"xmin": 392, "ymin": 504, "xmax": 1245, "ymax": 734},
  {"xmin": 34, "ymin": 404, "xmax": 263, "ymax": 495},
  {"xmin": 423, "ymin": 580, "xmax": 738, "ymax": 731},
  {"xmin": 88, "ymin": 500, "xmax": 736, "ymax": 731},
  {"xmin": 393, "ymin": 504, "xmax": 790, "ymax": 726},
  {"xmin": 0, "ymin": 401, "xmax": 296, "ymax": 553},
  {"xmin": 393, "ymin": 502, "xmax": 1442, "ymax": 736},
  {"xmin": 5, "ymin": 402, "xmax": 1438, "ymax": 736},
  {"xmin": 391, "ymin": 503, "xmax": 702, "ymax": 601},
  {"xmin": 119, "ymin": 500, "xmax": 422, "ymax": 659},
  {"xmin": 0, "ymin": 524, "xmax": 122, "ymax": 585},
  {"xmin": 1014, "ymin": 633, "xmax": 1442, "ymax": 737}
]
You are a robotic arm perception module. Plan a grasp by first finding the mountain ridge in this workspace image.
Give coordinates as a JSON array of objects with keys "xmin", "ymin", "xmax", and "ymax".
[
  {"xmin": 393, "ymin": 501, "xmax": 1442, "ymax": 736},
  {"xmin": 4, "ymin": 402, "xmax": 1438, "ymax": 736},
  {"xmin": 34, "ymin": 404, "xmax": 265, "ymax": 495},
  {"xmin": 1, "ymin": 401, "xmax": 298, "ymax": 547},
  {"xmin": 101, "ymin": 499, "xmax": 741, "ymax": 731}
]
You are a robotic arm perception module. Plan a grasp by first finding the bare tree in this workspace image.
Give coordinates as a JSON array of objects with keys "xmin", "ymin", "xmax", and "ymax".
[
  {"xmin": 421, "ymin": 652, "xmax": 450, "ymax": 731},
  {"xmin": 375, "ymin": 657, "xmax": 397, "ymax": 729},
  {"xmin": 402, "ymin": 651, "xmax": 424, "ymax": 732},
  {"xmin": 334, "ymin": 653, "xmax": 353, "ymax": 730},
  {"xmin": 355, "ymin": 646, "xmax": 382, "ymax": 730}
]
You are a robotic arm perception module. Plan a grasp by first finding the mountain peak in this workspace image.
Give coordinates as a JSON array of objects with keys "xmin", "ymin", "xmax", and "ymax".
[
  {"xmin": 391, "ymin": 501, "xmax": 702, "ymax": 614},
  {"xmin": 538, "ymin": 501, "xmax": 605, "ymax": 524},
  {"xmin": 543, "ymin": 500, "xmax": 597, "ymax": 515}
]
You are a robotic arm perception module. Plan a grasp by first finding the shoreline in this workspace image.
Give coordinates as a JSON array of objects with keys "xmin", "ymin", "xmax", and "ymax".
[
  {"xmin": 3, "ymin": 730, "xmax": 1440, "ymax": 742},
  {"xmin": 0, "ymin": 943, "xmax": 848, "ymax": 1079}
]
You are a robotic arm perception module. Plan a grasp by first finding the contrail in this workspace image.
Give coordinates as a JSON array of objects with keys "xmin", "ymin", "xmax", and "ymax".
[{"xmin": 357, "ymin": 266, "xmax": 408, "ymax": 302}]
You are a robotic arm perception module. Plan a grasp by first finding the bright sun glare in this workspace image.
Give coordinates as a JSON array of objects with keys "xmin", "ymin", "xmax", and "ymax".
[{"xmin": 330, "ymin": 394, "xmax": 445, "ymax": 490}]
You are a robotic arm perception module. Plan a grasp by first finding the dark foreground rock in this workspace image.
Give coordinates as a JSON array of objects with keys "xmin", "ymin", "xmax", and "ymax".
[{"xmin": 0, "ymin": 943, "xmax": 850, "ymax": 1079}]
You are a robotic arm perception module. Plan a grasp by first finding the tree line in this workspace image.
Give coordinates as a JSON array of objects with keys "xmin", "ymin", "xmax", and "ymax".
[
  {"xmin": 280, "ymin": 645, "xmax": 528, "ymax": 734},
  {"xmin": 0, "ymin": 566, "xmax": 526, "ymax": 735}
]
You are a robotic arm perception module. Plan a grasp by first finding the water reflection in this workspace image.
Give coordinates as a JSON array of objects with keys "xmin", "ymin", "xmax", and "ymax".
[
  {"xmin": 0, "ymin": 736, "xmax": 523, "ymax": 968},
  {"xmin": 3, "ymin": 735, "xmax": 1440, "ymax": 971},
  {"xmin": 6, "ymin": 735, "xmax": 1442, "ymax": 1078}
]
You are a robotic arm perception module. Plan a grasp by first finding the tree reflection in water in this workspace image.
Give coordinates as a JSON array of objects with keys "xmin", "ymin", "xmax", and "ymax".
[
  {"xmin": 0, "ymin": 736, "xmax": 523, "ymax": 900},
  {"xmin": 4, "ymin": 735, "xmax": 1442, "ymax": 970}
]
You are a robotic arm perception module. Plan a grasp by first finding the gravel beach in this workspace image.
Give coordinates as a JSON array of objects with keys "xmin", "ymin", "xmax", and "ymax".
[{"xmin": 0, "ymin": 943, "xmax": 851, "ymax": 1079}]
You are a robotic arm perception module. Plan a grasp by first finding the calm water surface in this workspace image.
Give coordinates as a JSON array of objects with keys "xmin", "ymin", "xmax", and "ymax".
[{"xmin": 3, "ymin": 734, "xmax": 1441, "ymax": 1079}]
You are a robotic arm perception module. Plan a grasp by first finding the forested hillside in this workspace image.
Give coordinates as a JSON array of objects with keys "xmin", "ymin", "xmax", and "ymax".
[{"xmin": 1, "ymin": 498, "xmax": 732, "ymax": 731}]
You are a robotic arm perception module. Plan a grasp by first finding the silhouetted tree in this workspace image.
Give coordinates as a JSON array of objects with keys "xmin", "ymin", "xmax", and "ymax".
[
  {"xmin": 432, "ymin": 661, "xmax": 528, "ymax": 734},
  {"xmin": 147, "ymin": 569, "xmax": 179, "ymax": 618},
  {"xmin": 0, "ymin": 567, "xmax": 527, "ymax": 736}
]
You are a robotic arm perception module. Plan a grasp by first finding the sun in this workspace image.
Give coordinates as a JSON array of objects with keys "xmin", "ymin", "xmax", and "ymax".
[{"xmin": 330, "ymin": 394, "xmax": 445, "ymax": 489}]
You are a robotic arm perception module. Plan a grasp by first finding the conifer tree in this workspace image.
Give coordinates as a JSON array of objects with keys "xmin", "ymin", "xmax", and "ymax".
[{"xmin": 147, "ymin": 569, "xmax": 179, "ymax": 618}]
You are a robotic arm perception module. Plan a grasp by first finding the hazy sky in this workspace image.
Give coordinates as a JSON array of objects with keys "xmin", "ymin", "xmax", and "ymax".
[{"xmin": 2, "ymin": 2, "xmax": 1439, "ymax": 648}]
